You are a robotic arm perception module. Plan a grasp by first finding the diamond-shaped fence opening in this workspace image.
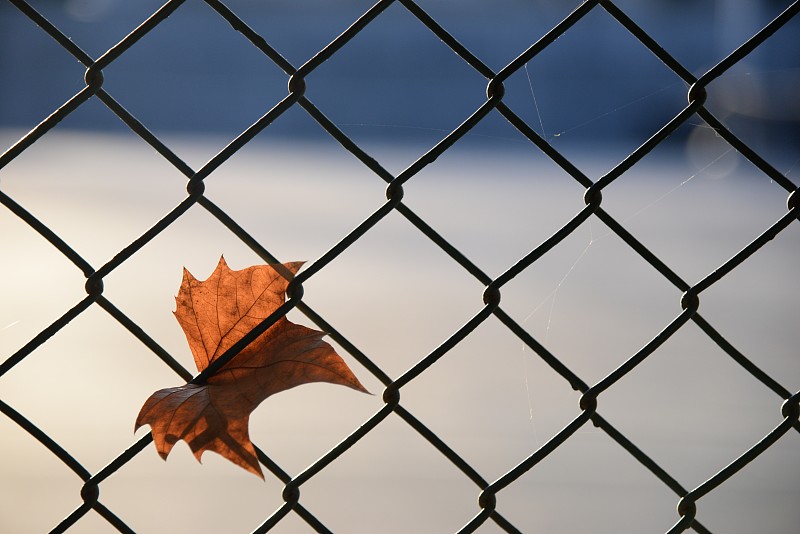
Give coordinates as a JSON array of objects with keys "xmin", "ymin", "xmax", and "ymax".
[
  {"xmin": 306, "ymin": 1, "xmax": 492, "ymax": 166},
  {"xmin": 1, "ymin": 1, "xmax": 799, "ymax": 533},
  {"xmin": 499, "ymin": 5, "xmax": 687, "ymax": 149},
  {"xmin": 0, "ymin": 6, "xmax": 86, "ymax": 131},
  {"xmin": 99, "ymin": 2, "xmax": 291, "ymax": 148}
]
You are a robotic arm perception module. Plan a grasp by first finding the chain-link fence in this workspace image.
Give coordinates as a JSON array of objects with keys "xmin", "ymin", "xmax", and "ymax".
[{"xmin": 1, "ymin": 0, "xmax": 799, "ymax": 532}]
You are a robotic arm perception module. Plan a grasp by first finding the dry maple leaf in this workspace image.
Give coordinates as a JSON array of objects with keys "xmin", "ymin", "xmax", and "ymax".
[{"xmin": 135, "ymin": 256, "xmax": 368, "ymax": 478}]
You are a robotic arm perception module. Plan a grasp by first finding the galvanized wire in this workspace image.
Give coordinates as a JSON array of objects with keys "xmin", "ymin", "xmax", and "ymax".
[{"xmin": 1, "ymin": 0, "xmax": 798, "ymax": 532}]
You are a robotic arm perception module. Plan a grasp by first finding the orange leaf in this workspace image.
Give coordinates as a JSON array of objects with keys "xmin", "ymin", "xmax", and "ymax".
[{"xmin": 135, "ymin": 256, "xmax": 368, "ymax": 477}]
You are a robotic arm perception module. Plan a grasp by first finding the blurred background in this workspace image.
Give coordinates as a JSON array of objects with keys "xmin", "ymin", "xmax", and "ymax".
[
  {"xmin": 1, "ymin": 0, "xmax": 799, "ymax": 532},
  {"xmin": 2, "ymin": 0, "xmax": 800, "ymax": 149}
]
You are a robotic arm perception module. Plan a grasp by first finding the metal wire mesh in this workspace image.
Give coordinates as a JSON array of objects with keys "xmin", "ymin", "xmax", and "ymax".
[{"xmin": 1, "ymin": 0, "xmax": 798, "ymax": 532}]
